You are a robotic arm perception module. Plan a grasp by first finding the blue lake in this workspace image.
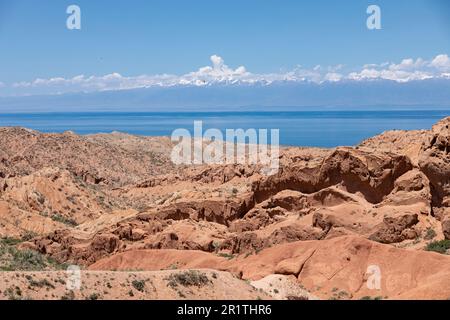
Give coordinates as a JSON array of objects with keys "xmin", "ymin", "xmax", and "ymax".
[{"xmin": 0, "ymin": 110, "xmax": 448, "ymax": 147}]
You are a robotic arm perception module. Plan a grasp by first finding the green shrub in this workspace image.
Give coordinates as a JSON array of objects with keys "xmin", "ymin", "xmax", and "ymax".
[
  {"xmin": 28, "ymin": 278, "xmax": 55, "ymax": 289},
  {"xmin": 426, "ymin": 240, "xmax": 450, "ymax": 254},
  {"xmin": 166, "ymin": 270, "xmax": 210, "ymax": 288},
  {"xmin": 0, "ymin": 239, "xmax": 67, "ymax": 271},
  {"xmin": 8, "ymin": 249, "xmax": 47, "ymax": 271},
  {"xmin": 0, "ymin": 237, "xmax": 21, "ymax": 246},
  {"xmin": 51, "ymin": 214, "xmax": 78, "ymax": 227}
]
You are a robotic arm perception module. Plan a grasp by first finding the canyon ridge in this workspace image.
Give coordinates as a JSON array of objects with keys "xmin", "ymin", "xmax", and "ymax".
[{"xmin": 0, "ymin": 117, "xmax": 449, "ymax": 300}]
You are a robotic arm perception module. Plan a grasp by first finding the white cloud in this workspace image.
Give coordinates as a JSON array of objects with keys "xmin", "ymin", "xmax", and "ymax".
[
  {"xmin": 348, "ymin": 68, "xmax": 433, "ymax": 83},
  {"xmin": 6, "ymin": 53, "xmax": 450, "ymax": 96},
  {"xmin": 180, "ymin": 55, "xmax": 249, "ymax": 85},
  {"xmin": 347, "ymin": 55, "xmax": 450, "ymax": 82},
  {"xmin": 324, "ymin": 72, "xmax": 343, "ymax": 82},
  {"xmin": 388, "ymin": 58, "xmax": 426, "ymax": 71},
  {"xmin": 430, "ymin": 54, "xmax": 450, "ymax": 70}
]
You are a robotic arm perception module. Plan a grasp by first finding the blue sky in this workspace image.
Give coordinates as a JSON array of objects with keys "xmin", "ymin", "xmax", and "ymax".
[{"xmin": 0, "ymin": 0, "xmax": 450, "ymax": 96}]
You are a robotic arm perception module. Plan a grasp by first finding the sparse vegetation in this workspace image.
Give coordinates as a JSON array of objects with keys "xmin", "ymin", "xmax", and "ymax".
[
  {"xmin": 167, "ymin": 263, "xmax": 179, "ymax": 270},
  {"xmin": 426, "ymin": 240, "xmax": 450, "ymax": 254},
  {"xmin": 177, "ymin": 290, "xmax": 186, "ymax": 298},
  {"xmin": 131, "ymin": 279, "xmax": 146, "ymax": 292},
  {"xmin": 61, "ymin": 290, "xmax": 75, "ymax": 300},
  {"xmin": 424, "ymin": 228, "xmax": 437, "ymax": 240},
  {"xmin": 51, "ymin": 214, "xmax": 78, "ymax": 227},
  {"xmin": 21, "ymin": 231, "xmax": 38, "ymax": 242},
  {"xmin": 2, "ymin": 249, "xmax": 46, "ymax": 271},
  {"xmin": 0, "ymin": 237, "xmax": 21, "ymax": 246},
  {"xmin": 166, "ymin": 270, "xmax": 210, "ymax": 288},
  {"xmin": 3, "ymin": 286, "xmax": 24, "ymax": 300},
  {"xmin": 329, "ymin": 288, "xmax": 351, "ymax": 300},
  {"xmin": 217, "ymin": 252, "xmax": 235, "ymax": 260},
  {"xmin": 4, "ymin": 286, "xmax": 23, "ymax": 300},
  {"xmin": 360, "ymin": 296, "xmax": 383, "ymax": 300},
  {"xmin": 0, "ymin": 237, "xmax": 67, "ymax": 271},
  {"xmin": 27, "ymin": 277, "xmax": 55, "ymax": 289},
  {"xmin": 87, "ymin": 293, "xmax": 100, "ymax": 300},
  {"xmin": 212, "ymin": 241, "xmax": 221, "ymax": 252}
]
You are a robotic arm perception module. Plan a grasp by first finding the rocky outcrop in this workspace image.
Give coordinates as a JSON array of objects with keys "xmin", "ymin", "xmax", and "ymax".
[
  {"xmin": 369, "ymin": 214, "xmax": 419, "ymax": 244},
  {"xmin": 252, "ymin": 148, "xmax": 412, "ymax": 205},
  {"xmin": 442, "ymin": 217, "xmax": 450, "ymax": 240},
  {"xmin": 419, "ymin": 117, "xmax": 450, "ymax": 207}
]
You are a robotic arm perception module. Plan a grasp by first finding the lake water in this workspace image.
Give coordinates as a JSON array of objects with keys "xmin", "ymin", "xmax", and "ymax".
[{"xmin": 0, "ymin": 110, "xmax": 448, "ymax": 147}]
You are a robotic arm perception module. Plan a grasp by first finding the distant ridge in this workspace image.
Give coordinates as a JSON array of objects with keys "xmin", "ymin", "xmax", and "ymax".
[{"xmin": 1, "ymin": 79, "xmax": 450, "ymax": 112}]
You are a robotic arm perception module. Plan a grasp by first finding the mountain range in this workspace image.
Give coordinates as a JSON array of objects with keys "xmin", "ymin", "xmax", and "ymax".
[{"xmin": 1, "ymin": 79, "xmax": 450, "ymax": 112}]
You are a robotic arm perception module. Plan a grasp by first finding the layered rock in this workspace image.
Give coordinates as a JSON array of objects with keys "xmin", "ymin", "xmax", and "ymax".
[{"xmin": 1, "ymin": 118, "xmax": 450, "ymax": 300}]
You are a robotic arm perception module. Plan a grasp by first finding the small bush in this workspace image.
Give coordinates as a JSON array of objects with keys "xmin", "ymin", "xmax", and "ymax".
[
  {"xmin": 360, "ymin": 296, "xmax": 383, "ymax": 300},
  {"xmin": 87, "ymin": 293, "xmax": 100, "ymax": 300},
  {"xmin": 4, "ymin": 286, "xmax": 22, "ymax": 300},
  {"xmin": 51, "ymin": 214, "xmax": 78, "ymax": 227},
  {"xmin": 28, "ymin": 278, "xmax": 55, "ymax": 289},
  {"xmin": 166, "ymin": 270, "xmax": 210, "ymax": 288},
  {"xmin": 217, "ymin": 252, "xmax": 235, "ymax": 260},
  {"xmin": 426, "ymin": 240, "xmax": 450, "ymax": 254},
  {"xmin": 0, "ymin": 237, "xmax": 21, "ymax": 246},
  {"xmin": 21, "ymin": 231, "xmax": 38, "ymax": 242},
  {"xmin": 61, "ymin": 291, "xmax": 75, "ymax": 300},
  {"xmin": 131, "ymin": 280, "xmax": 146, "ymax": 292},
  {"xmin": 424, "ymin": 228, "xmax": 437, "ymax": 240}
]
